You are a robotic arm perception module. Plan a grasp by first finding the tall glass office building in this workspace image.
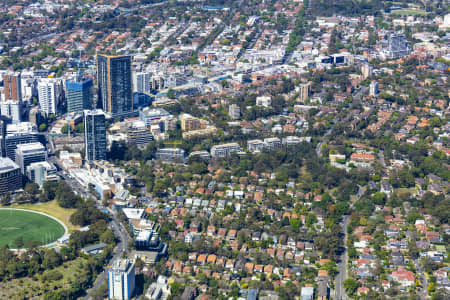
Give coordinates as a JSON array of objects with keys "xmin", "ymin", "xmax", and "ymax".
[
  {"xmin": 66, "ymin": 77, "xmax": 93, "ymax": 113},
  {"xmin": 97, "ymin": 54, "xmax": 133, "ymax": 117},
  {"xmin": 84, "ymin": 109, "xmax": 106, "ymax": 161}
]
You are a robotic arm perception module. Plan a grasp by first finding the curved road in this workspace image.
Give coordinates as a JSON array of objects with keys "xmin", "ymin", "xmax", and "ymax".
[
  {"xmin": 84, "ymin": 210, "xmax": 130, "ymax": 299},
  {"xmin": 52, "ymin": 165, "xmax": 131, "ymax": 299}
]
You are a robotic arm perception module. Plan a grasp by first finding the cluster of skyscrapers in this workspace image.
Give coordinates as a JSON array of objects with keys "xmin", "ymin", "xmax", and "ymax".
[
  {"xmin": 1, "ymin": 54, "xmax": 133, "ymax": 121},
  {"xmin": 0, "ymin": 54, "xmax": 138, "ymax": 195},
  {"xmin": 0, "ymin": 118, "xmax": 55, "ymax": 193}
]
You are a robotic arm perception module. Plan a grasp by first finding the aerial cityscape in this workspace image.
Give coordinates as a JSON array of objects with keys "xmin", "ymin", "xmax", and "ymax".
[{"xmin": 0, "ymin": 0, "xmax": 448, "ymax": 299}]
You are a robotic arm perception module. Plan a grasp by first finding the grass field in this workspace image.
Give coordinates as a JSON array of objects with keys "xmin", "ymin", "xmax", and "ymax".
[
  {"xmin": 0, "ymin": 209, "xmax": 65, "ymax": 248},
  {"xmin": 390, "ymin": 9, "xmax": 428, "ymax": 16},
  {"xmin": 7, "ymin": 200, "xmax": 78, "ymax": 232}
]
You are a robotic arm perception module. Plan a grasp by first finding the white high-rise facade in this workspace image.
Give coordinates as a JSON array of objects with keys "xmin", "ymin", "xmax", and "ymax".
[
  {"xmin": 134, "ymin": 72, "xmax": 151, "ymax": 94},
  {"xmin": 108, "ymin": 259, "xmax": 135, "ymax": 300},
  {"xmin": 38, "ymin": 79, "xmax": 57, "ymax": 115},
  {"xmin": 1, "ymin": 100, "xmax": 22, "ymax": 123},
  {"xmin": 370, "ymin": 81, "xmax": 379, "ymax": 97}
]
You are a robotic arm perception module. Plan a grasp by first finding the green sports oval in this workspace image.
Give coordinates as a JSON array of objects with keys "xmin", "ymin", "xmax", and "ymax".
[{"xmin": 0, "ymin": 209, "xmax": 66, "ymax": 249}]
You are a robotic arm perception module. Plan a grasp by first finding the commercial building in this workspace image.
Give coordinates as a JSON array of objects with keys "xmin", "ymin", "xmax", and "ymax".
[
  {"xmin": 383, "ymin": 33, "xmax": 411, "ymax": 59},
  {"xmin": 247, "ymin": 138, "xmax": 281, "ymax": 153},
  {"xmin": 264, "ymin": 137, "xmax": 282, "ymax": 151},
  {"xmin": 66, "ymin": 75, "xmax": 93, "ymax": 113},
  {"xmin": 134, "ymin": 72, "xmax": 151, "ymax": 94},
  {"xmin": 300, "ymin": 286, "xmax": 314, "ymax": 300},
  {"xmin": 150, "ymin": 76, "xmax": 164, "ymax": 91},
  {"xmin": 3, "ymin": 72, "xmax": 22, "ymax": 101},
  {"xmin": 189, "ymin": 150, "xmax": 211, "ymax": 160},
  {"xmin": 256, "ymin": 96, "xmax": 271, "ymax": 107},
  {"xmin": 134, "ymin": 226, "xmax": 164, "ymax": 251},
  {"xmin": 0, "ymin": 122, "xmax": 39, "ymax": 161},
  {"xmin": 155, "ymin": 148, "xmax": 185, "ymax": 162},
  {"xmin": 317, "ymin": 280, "xmax": 329, "ymax": 300},
  {"xmin": 84, "ymin": 109, "xmax": 107, "ymax": 161},
  {"xmin": 108, "ymin": 259, "xmax": 135, "ymax": 300},
  {"xmin": 139, "ymin": 107, "xmax": 172, "ymax": 127},
  {"xmin": 211, "ymin": 142, "xmax": 243, "ymax": 158},
  {"xmin": 126, "ymin": 121, "xmax": 154, "ymax": 146},
  {"xmin": 297, "ymin": 82, "xmax": 311, "ymax": 103},
  {"xmin": 179, "ymin": 114, "xmax": 202, "ymax": 131},
  {"xmin": 247, "ymin": 139, "xmax": 266, "ymax": 153},
  {"xmin": 145, "ymin": 275, "xmax": 170, "ymax": 300},
  {"xmin": 15, "ymin": 142, "xmax": 47, "ymax": 174},
  {"xmin": 26, "ymin": 161, "xmax": 58, "ymax": 186},
  {"xmin": 1, "ymin": 100, "xmax": 22, "ymax": 123},
  {"xmin": 182, "ymin": 127, "xmax": 217, "ymax": 139},
  {"xmin": 38, "ymin": 79, "xmax": 59, "ymax": 116},
  {"xmin": 229, "ymin": 104, "xmax": 240, "ymax": 120},
  {"xmin": 0, "ymin": 117, "xmax": 8, "ymax": 158},
  {"xmin": 282, "ymin": 136, "xmax": 311, "ymax": 146},
  {"xmin": 68, "ymin": 167, "xmax": 112, "ymax": 200},
  {"xmin": 369, "ymin": 81, "xmax": 379, "ymax": 97},
  {"xmin": 361, "ymin": 63, "xmax": 373, "ymax": 79},
  {"xmin": 29, "ymin": 107, "xmax": 43, "ymax": 127},
  {"xmin": 139, "ymin": 107, "xmax": 175, "ymax": 139},
  {"xmin": 97, "ymin": 54, "xmax": 133, "ymax": 117},
  {"xmin": 0, "ymin": 157, "xmax": 22, "ymax": 194}
]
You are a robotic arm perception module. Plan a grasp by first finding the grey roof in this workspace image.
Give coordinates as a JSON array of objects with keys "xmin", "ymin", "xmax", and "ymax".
[
  {"xmin": 0, "ymin": 157, "xmax": 19, "ymax": 173},
  {"xmin": 82, "ymin": 243, "xmax": 108, "ymax": 253}
]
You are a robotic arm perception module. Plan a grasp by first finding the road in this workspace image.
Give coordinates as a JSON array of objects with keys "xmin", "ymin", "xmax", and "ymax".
[
  {"xmin": 51, "ymin": 157, "xmax": 132, "ymax": 299},
  {"xmin": 378, "ymin": 151, "xmax": 386, "ymax": 168},
  {"xmin": 334, "ymin": 185, "xmax": 362, "ymax": 300},
  {"xmin": 315, "ymin": 127, "xmax": 332, "ymax": 156},
  {"xmin": 335, "ymin": 215, "xmax": 350, "ymax": 300},
  {"xmin": 356, "ymin": 185, "xmax": 365, "ymax": 201},
  {"xmin": 84, "ymin": 209, "xmax": 131, "ymax": 300},
  {"xmin": 354, "ymin": 86, "xmax": 368, "ymax": 101},
  {"xmin": 414, "ymin": 259, "xmax": 428, "ymax": 300}
]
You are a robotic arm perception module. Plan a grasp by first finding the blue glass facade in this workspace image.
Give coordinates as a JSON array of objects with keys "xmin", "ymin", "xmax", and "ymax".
[{"xmin": 66, "ymin": 78, "xmax": 93, "ymax": 113}]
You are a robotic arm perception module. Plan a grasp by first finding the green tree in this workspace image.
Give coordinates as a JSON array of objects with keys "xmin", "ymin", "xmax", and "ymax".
[
  {"xmin": 100, "ymin": 230, "xmax": 116, "ymax": 244},
  {"xmin": 24, "ymin": 183, "xmax": 40, "ymax": 196},
  {"xmin": 170, "ymin": 281, "xmax": 183, "ymax": 296},
  {"xmin": 39, "ymin": 123, "xmax": 47, "ymax": 132},
  {"xmin": 167, "ymin": 89, "xmax": 176, "ymax": 99},
  {"xmin": 1, "ymin": 193, "xmax": 11, "ymax": 205},
  {"xmin": 74, "ymin": 123, "xmax": 84, "ymax": 134},
  {"xmin": 14, "ymin": 236, "xmax": 24, "ymax": 249},
  {"xmin": 61, "ymin": 124, "xmax": 68, "ymax": 134},
  {"xmin": 343, "ymin": 278, "xmax": 360, "ymax": 295},
  {"xmin": 43, "ymin": 249, "xmax": 62, "ymax": 269},
  {"xmin": 289, "ymin": 218, "xmax": 301, "ymax": 233},
  {"xmin": 305, "ymin": 213, "xmax": 317, "ymax": 226}
]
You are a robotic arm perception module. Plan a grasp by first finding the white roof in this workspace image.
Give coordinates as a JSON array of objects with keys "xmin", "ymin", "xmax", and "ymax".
[
  {"xmin": 122, "ymin": 208, "xmax": 145, "ymax": 220},
  {"xmin": 136, "ymin": 230, "xmax": 151, "ymax": 242},
  {"xmin": 0, "ymin": 157, "xmax": 19, "ymax": 173},
  {"xmin": 6, "ymin": 122, "xmax": 37, "ymax": 135},
  {"xmin": 16, "ymin": 142, "xmax": 45, "ymax": 153}
]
